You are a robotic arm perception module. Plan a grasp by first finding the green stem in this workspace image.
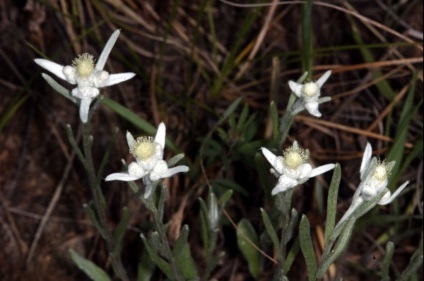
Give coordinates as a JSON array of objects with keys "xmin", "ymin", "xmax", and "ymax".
[
  {"xmin": 275, "ymin": 189, "xmax": 294, "ymax": 279},
  {"xmin": 279, "ymin": 91, "xmax": 299, "ymax": 149},
  {"xmin": 145, "ymin": 195, "xmax": 184, "ymax": 281},
  {"xmin": 278, "ymin": 72, "xmax": 308, "ymax": 149},
  {"xmin": 81, "ymin": 123, "xmax": 129, "ymax": 281},
  {"xmin": 279, "ymin": 112, "xmax": 296, "ymax": 149}
]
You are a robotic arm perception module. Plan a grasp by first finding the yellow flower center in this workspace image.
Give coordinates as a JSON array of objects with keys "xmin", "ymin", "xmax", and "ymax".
[
  {"xmin": 303, "ymin": 82, "xmax": 318, "ymax": 97},
  {"xmin": 131, "ymin": 137, "xmax": 156, "ymax": 160},
  {"xmin": 372, "ymin": 164, "xmax": 388, "ymax": 182},
  {"xmin": 73, "ymin": 53, "xmax": 95, "ymax": 78},
  {"xmin": 283, "ymin": 147, "xmax": 307, "ymax": 169}
]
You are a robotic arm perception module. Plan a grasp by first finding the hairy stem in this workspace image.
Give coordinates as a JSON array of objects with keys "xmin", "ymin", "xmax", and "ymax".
[
  {"xmin": 275, "ymin": 189, "xmax": 294, "ymax": 279},
  {"xmin": 82, "ymin": 123, "xmax": 129, "ymax": 281},
  {"xmin": 145, "ymin": 194, "xmax": 184, "ymax": 281}
]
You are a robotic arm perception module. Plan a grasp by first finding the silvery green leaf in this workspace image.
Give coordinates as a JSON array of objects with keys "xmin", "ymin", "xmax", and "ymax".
[
  {"xmin": 316, "ymin": 218, "xmax": 355, "ymax": 278},
  {"xmin": 325, "ymin": 163, "xmax": 341, "ymax": 245},
  {"xmin": 173, "ymin": 225, "xmax": 190, "ymax": 257},
  {"xmin": 167, "ymin": 153, "xmax": 185, "ymax": 167},
  {"xmin": 140, "ymin": 234, "xmax": 173, "ymax": 280},
  {"xmin": 69, "ymin": 249, "xmax": 111, "ymax": 281},
  {"xmin": 175, "ymin": 243, "xmax": 199, "ymax": 280},
  {"xmin": 137, "ymin": 248, "xmax": 155, "ymax": 281},
  {"xmin": 381, "ymin": 241, "xmax": 395, "ymax": 281},
  {"xmin": 299, "ymin": 215, "xmax": 317, "ymax": 281},
  {"xmin": 284, "ymin": 208, "xmax": 299, "ymax": 245},
  {"xmin": 237, "ymin": 219, "xmax": 261, "ymax": 279},
  {"xmin": 260, "ymin": 208, "xmax": 281, "ymax": 261},
  {"xmin": 220, "ymin": 189, "xmax": 233, "ymax": 208}
]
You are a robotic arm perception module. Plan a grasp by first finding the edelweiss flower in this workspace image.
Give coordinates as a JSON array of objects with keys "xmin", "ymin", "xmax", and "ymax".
[
  {"xmin": 355, "ymin": 142, "xmax": 409, "ymax": 205},
  {"xmin": 105, "ymin": 122, "xmax": 189, "ymax": 197},
  {"xmin": 261, "ymin": 141, "xmax": 335, "ymax": 195},
  {"xmin": 288, "ymin": 70, "xmax": 332, "ymax": 117},
  {"xmin": 337, "ymin": 143, "xmax": 409, "ymax": 225},
  {"xmin": 34, "ymin": 30, "xmax": 135, "ymax": 123}
]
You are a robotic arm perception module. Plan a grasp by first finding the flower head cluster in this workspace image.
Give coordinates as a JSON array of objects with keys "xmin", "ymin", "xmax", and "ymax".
[
  {"xmin": 355, "ymin": 142, "xmax": 409, "ymax": 205},
  {"xmin": 288, "ymin": 70, "xmax": 332, "ymax": 117},
  {"xmin": 261, "ymin": 141, "xmax": 335, "ymax": 195},
  {"xmin": 105, "ymin": 122, "xmax": 189, "ymax": 197},
  {"xmin": 34, "ymin": 30, "xmax": 135, "ymax": 123}
]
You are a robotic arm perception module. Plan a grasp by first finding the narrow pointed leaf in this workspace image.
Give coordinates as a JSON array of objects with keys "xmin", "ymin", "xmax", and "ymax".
[
  {"xmin": 167, "ymin": 153, "xmax": 185, "ymax": 167},
  {"xmin": 175, "ymin": 243, "xmax": 199, "ymax": 280},
  {"xmin": 237, "ymin": 103, "xmax": 249, "ymax": 131},
  {"xmin": 260, "ymin": 208, "xmax": 281, "ymax": 260},
  {"xmin": 69, "ymin": 249, "xmax": 111, "ymax": 281},
  {"xmin": 299, "ymin": 215, "xmax": 317, "ymax": 281},
  {"xmin": 381, "ymin": 241, "xmax": 394, "ymax": 281},
  {"xmin": 284, "ymin": 237, "xmax": 300, "ymax": 273},
  {"xmin": 237, "ymin": 219, "xmax": 261, "ymax": 279},
  {"xmin": 173, "ymin": 225, "xmax": 190, "ymax": 257},
  {"xmin": 387, "ymin": 71, "xmax": 417, "ymax": 178},
  {"xmin": 218, "ymin": 97, "xmax": 243, "ymax": 123},
  {"xmin": 317, "ymin": 218, "xmax": 355, "ymax": 278},
  {"xmin": 112, "ymin": 207, "xmax": 130, "ymax": 255},
  {"xmin": 149, "ymin": 232, "xmax": 166, "ymax": 258},
  {"xmin": 140, "ymin": 234, "xmax": 173, "ymax": 280},
  {"xmin": 220, "ymin": 189, "xmax": 233, "ymax": 208},
  {"xmin": 285, "ymin": 208, "xmax": 299, "ymax": 245},
  {"xmin": 325, "ymin": 163, "xmax": 341, "ymax": 245},
  {"xmin": 137, "ymin": 248, "xmax": 156, "ymax": 281},
  {"xmin": 83, "ymin": 203, "xmax": 107, "ymax": 239}
]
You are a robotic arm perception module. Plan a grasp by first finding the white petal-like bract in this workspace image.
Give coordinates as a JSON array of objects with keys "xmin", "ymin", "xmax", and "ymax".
[
  {"xmin": 105, "ymin": 173, "xmax": 139, "ymax": 182},
  {"xmin": 288, "ymin": 70, "xmax": 332, "ymax": 118},
  {"xmin": 105, "ymin": 122, "xmax": 188, "ymax": 197},
  {"xmin": 34, "ymin": 30, "xmax": 135, "ymax": 123},
  {"xmin": 35, "ymin": 59, "xmax": 68, "ymax": 81},
  {"xmin": 262, "ymin": 141, "xmax": 335, "ymax": 195},
  {"xmin": 316, "ymin": 70, "xmax": 332, "ymax": 88},
  {"xmin": 101, "ymin": 72, "xmax": 136, "ymax": 87},
  {"xmin": 360, "ymin": 143, "xmax": 372, "ymax": 180},
  {"xmin": 310, "ymin": 164, "xmax": 335, "ymax": 178}
]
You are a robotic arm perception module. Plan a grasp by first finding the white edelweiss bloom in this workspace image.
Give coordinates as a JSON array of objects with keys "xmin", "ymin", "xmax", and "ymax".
[
  {"xmin": 288, "ymin": 70, "xmax": 332, "ymax": 117},
  {"xmin": 34, "ymin": 29, "xmax": 136, "ymax": 123},
  {"xmin": 105, "ymin": 122, "xmax": 189, "ymax": 197},
  {"xmin": 338, "ymin": 143, "xmax": 409, "ymax": 225},
  {"xmin": 261, "ymin": 141, "xmax": 335, "ymax": 195},
  {"xmin": 355, "ymin": 142, "xmax": 409, "ymax": 205}
]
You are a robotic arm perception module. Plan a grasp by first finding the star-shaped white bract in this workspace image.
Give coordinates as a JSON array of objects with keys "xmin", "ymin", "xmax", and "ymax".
[
  {"xmin": 261, "ymin": 141, "xmax": 335, "ymax": 195},
  {"xmin": 288, "ymin": 70, "xmax": 332, "ymax": 117},
  {"xmin": 355, "ymin": 142, "xmax": 409, "ymax": 205},
  {"xmin": 34, "ymin": 30, "xmax": 135, "ymax": 123},
  {"xmin": 105, "ymin": 122, "xmax": 189, "ymax": 197}
]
